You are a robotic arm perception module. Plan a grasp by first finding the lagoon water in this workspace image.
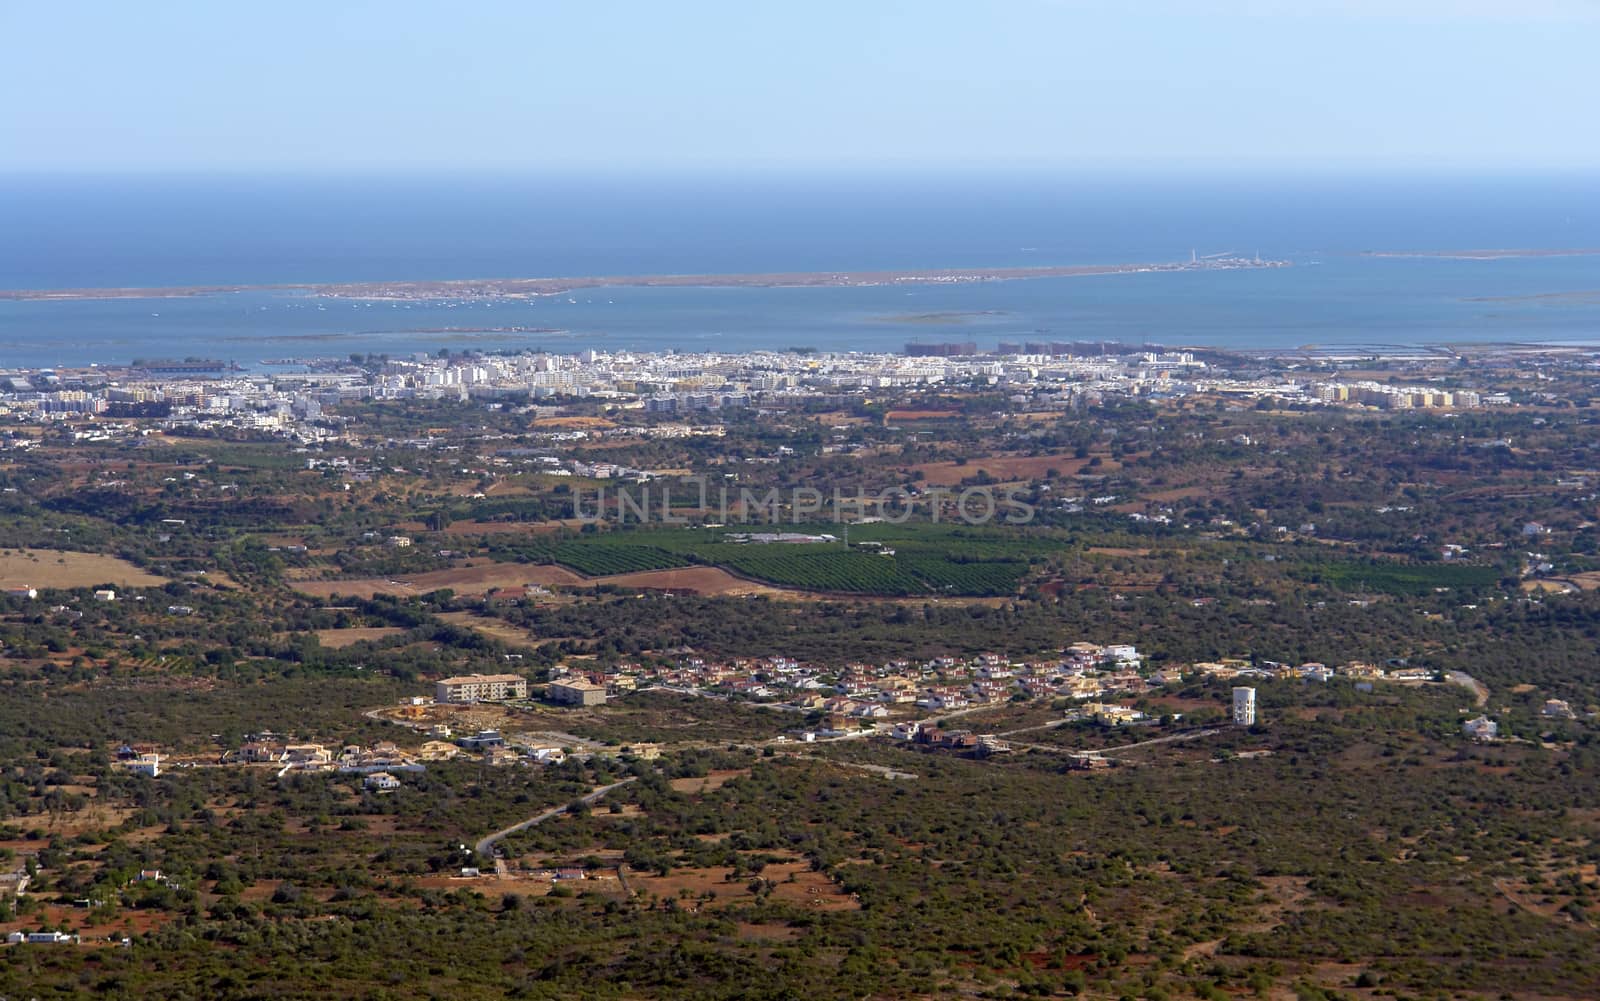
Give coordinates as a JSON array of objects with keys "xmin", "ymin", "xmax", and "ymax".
[{"xmin": 2, "ymin": 171, "xmax": 1599, "ymax": 367}]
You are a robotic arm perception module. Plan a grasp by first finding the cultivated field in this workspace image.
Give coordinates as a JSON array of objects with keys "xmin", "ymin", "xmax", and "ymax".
[{"xmin": 0, "ymin": 549, "xmax": 167, "ymax": 589}]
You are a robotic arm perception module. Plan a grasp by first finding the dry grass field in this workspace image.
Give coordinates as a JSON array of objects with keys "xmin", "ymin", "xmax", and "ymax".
[
  {"xmin": 531, "ymin": 416, "xmax": 616, "ymax": 430},
  {"xmin": 309, "ymin": 627, "xmax": 407, "ymax": 648},
  {"xmin": 437, "ymin": 611, "xmax": 539, "ymax": 645},
  {"xmin": 294, "ymin": 562, "xmax": 585, "ymax": 598},
  {"xmin": 592, "ymin": 566, "xmax": 800, "ymax": 596},
  {"xmin": 625, "ymin": 858, "xmax": 859, "ymax": 912},
  {"xmin": 438, "ymin": 519, "xmax": 585, "ymax": 536},
  {"xmin": 0, "ymin": 549, "xmax": 167, "ymax": 589},
  {"xmin": 906, "ymin": 451, "xmax": 1119, "ymax": 486},
  {"xmin": 295, "ymin": 562, "xmax": 810, "ymax": 600}
]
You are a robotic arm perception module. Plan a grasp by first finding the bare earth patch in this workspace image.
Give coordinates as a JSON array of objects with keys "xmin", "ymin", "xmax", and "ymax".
[
  {"xmin": 907, "ymin": 452, "xmax": 1119, "ymax": 486},
  {"xmin": 668, "ymin": 768, "xmax": 751, "ymax": 794}
]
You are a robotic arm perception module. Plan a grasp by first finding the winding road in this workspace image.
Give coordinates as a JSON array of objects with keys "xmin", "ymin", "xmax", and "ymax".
[{"xmin": 474, "ymin": 776, "xmax": 637, "ymax": 859}]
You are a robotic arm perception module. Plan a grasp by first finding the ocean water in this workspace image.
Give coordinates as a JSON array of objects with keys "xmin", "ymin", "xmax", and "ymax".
[{"xmin": 2, "ymin": 171, "xmax": 1599, "ymax": 367}]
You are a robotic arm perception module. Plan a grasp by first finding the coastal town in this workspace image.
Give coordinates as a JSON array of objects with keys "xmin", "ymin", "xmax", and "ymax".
[{"xmin": 3, "ymin": 339, "xmax": 1568, "ymax": 440}]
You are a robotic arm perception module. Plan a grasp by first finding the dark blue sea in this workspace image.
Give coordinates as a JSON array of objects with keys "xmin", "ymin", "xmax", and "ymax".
[{"xmin": 2, "ymin": 171, "xmax": 1599, "ymax": 367}]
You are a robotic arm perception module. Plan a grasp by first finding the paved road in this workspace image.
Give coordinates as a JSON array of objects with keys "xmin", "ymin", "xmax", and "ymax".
[{"xmin": 474, "ymin": 777, "xmax": 637, "ymax": 859}]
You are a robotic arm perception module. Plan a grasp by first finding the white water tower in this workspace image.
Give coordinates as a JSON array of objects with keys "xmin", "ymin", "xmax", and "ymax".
[{"xmin": 1232, "ymin": 687, "xmax": 1257, "ymax": 727}]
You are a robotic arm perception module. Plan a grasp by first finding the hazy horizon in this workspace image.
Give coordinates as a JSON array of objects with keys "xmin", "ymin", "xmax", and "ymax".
[
  {"xmin": 6, "ymin": 169, "xmax": 1597, "ymax": 290},
  {"xmin": 5, "ymin": 0, "xmax": 1598, "ymax": 174}
]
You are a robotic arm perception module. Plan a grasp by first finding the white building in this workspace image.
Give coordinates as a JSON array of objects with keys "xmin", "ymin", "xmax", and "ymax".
[
  {"xmin": 1232, "ymin": 687, "xmax": 1257, "ymax": 727},
  {"xmin": 547, "ymin": 679, "xmax": 607, "ymax": 706},
  {"xmin": 9, "ymin": 931, "xmax": 79, "ymax": 944},
  {"xmin": 125, "ymin": 753, "xmax": 161, "ymax": 777},
  {"xmin": 1463, "ymin": 716, "xmax": 1499, "ymax": 741},
  {"xmin": 435, "ymin": 673, "xmax": 529, "ymax": 703}
]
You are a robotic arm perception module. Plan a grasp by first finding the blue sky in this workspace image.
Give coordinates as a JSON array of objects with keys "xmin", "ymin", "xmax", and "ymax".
[{"xmin": 3, "ymin": 0, "xmax": 1597, "ymax": 171}]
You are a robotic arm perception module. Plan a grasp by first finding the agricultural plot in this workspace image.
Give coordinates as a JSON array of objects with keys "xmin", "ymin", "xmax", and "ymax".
[
  {"xmin": 1296, "ymin": 559, "xmax": 1504, "ymax": 595},
  {"xmin": 499, "ymin": 523, "xmax": 1055, "ymax": 596},
  {"xmin": 708, "ymin": 546, "xmax": 928, "ymax": 595},
  {"xmin": 893, "ymin": 553, "xmax": 1029, "ymax": 594},
  {"xmin": 547, "ymin": 541, "xmax": 690, "ymax": 576}
]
